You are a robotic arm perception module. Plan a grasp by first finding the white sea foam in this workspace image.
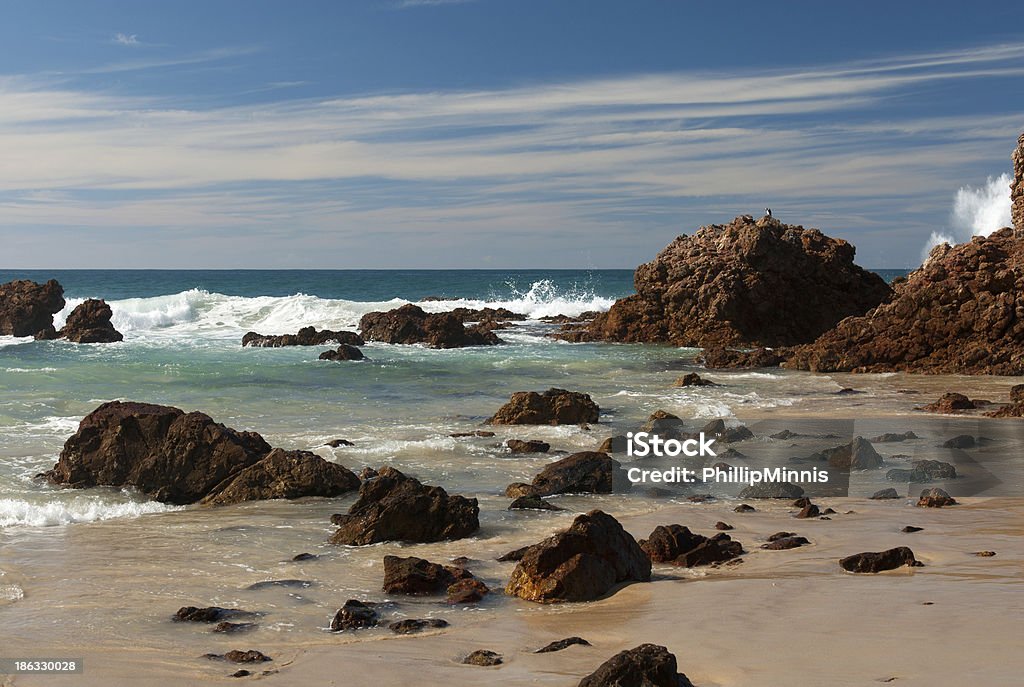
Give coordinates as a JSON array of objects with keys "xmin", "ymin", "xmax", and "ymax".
[
  {"xmin": 4, "ymin": 367, "xmax": 59, "ymax": 373},
  {"xmin": 0, "ymin": 496, "xmax": 181, "ymax": 527},
  {"xmin": 0, "ymin": 584, "xmax": 24, "ymax": 601},
  {"xmin": 414, "ymin": 279, "xmax": 615, "ymax": 320}
]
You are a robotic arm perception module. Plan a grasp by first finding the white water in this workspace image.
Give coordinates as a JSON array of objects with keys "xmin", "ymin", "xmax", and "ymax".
[{"xmin": 0, "ymin": 495, "xmax": 181, "ymax": 527}]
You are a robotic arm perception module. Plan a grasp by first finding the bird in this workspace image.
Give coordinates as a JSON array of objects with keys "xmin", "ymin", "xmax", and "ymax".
[{"xmin": 765, "ymin": 207, "xmax": 772, "ymax": 217}]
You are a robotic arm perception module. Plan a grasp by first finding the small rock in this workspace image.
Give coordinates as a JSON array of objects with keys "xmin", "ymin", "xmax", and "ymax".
[
  {"xmin": 508, "ymin": 495, "xmax": 564, "ymax": 511},
  {"xmin": 330, "ymin": 600, "xmax": 379, "ymax": 632},
  {"xmin": 870, "ymin": 431, "xmax": 918, "ymax": 443},
  {"xmin": 535, "ymin": 637, "xmax": 591, "ymax": 653},
  {"xmin": 506, "ymin": 439, "xmax": 550, "ymax": 453},
  {"xmin": 734, "ymin": 504, "xmax": 756, "ymax": 513},
  {"xmin": 326, "ymin": 439, "xmax": 354, "ymax": 447},
  {"xmin": 640, "ymin": 525, "xmax": 743, "ymax": 567},
  {"xmin": 578, "ymin": 644, "xmax": 694, "ymax": 687},
  {"xmin": 839, "ymin": 547, "xmax": 922, "ymax": 573},
  {"xmin": 496, "ymin": 546, "xmax": 529, "ymax": 562},
  {"xmin": 762, "ymin": 536, "xmax": 810, "ymax": 550},
  {"xmin": 714, "ymin": 521, "xmax": 733, "ymax": 531},
  {"xmin": 213, "ymin": 622, "xmax": 257, "ymax": 634},
  {"xmin": 291, "ymin": 552, "xmax": 318, "ymax": 562},
  {"xmin": 795, "ymin": 504, "xmax": 820, "ymax": 519},
  {"xmin": 318, "ymin": 344, "xmax": 365, "ymax": 361},
  {"xmin": 902, "ymin": 526, "xmax": 924, "ymax": 533},
  {"xmin": 870, "ymin": 488, "xmax": 901, "ymax": 500},
  {"xmin": 382, "ymin": 555, "xmax": 472, "ymax": 595},
  {"xmin": 388, "ymin": 619, "xmax": 449, "ymax": 634},
  {"xmin": 738, "ymin": 482, "xmax": 804, "ymax": 499},
  {"xmin": 674, "ymin": 372, "xmax": 715, "ymax": 387},
  {"xmin": 446, "ymin": 578, "xmax": 490, "ymax": 604},
  {"xmin": 223, "ymin": 650, "xmax": 271, "ymax": 664},
  {"xmin": 463, "ymin": 650, "xmax": 502, "ymax": 666},
  {"xmin": 174, "ymin": 607, "xmax": 257, "ymax": 623},
  {"xmin": 245, "ymin": 579, "xmax": 312, "ymax": 591},
  {"xmin": 973, "ymin": 551, "xmax": 997, "ymax": 557},
  {"xmin": 230, "ymin": 670, "xmax": 251, "ymax": 678},
  {"xmin": 917, "ymin": 488, "xmax": 957, "ymax": 508},
  {"xmin": 942, "ymin": 435, "xmax": 976, "ymax": 449}
]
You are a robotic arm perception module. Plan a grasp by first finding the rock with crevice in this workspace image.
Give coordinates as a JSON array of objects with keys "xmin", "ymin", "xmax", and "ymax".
[{"xmin": 0, "ymin": 279, "xmax": 66, "ymax": 337}]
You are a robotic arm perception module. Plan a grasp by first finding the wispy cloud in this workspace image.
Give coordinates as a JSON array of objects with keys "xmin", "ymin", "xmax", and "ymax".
[
  {"xmin": 0, "ymin": 41, "xmax": 1021, "ymax": 267},
  {"xmin": 112, "ymin": 32, "xmax": 140, "ymax": 46}
]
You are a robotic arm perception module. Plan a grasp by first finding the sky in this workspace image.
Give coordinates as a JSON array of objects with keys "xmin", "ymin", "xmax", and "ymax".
[{"xmin": 0, "ymin": 0, "xmax": 1022, "ymax": 269}]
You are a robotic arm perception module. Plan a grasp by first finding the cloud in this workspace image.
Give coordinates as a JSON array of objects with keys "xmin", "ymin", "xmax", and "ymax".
[
  {"xmin": 112, "ymin": 32, "xmax": 140, "ymax": 46},
  {"xmin": 0, "ymin": 41, "xmax": 1022, "ymax": 267}
]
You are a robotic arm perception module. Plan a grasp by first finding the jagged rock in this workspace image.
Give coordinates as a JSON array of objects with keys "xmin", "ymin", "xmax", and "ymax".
[
  {"xmin": 788, "ymin": 220, "xmax": 1024, "ymax": 375},
  {"xmin": 242, "ymin": 326, "xmax": 364, "ymax": 347},
  {"xmin": 446, "ymin": 577, "xmax": 490, "ymax": 604},
  {"xmin": 974, "ymin": 550, "xmax": 997, "ymax": 557},
  {"xmin": 917, "ymin": 393, "xmax": 987, "ymax": 414},
  {"xmin": 886, "ymin": 460, "xmax": 957, "ymax": 483},
  {"xmin": 578, "ymin": 644, "xmax": 694, "ymax": 687},
  {"xmin": 505, "ymin": 510, "xmax": 651, "ymax": 603},
  {"xmin": 42, "ymin": 299, "xmax": 123, "ymax": 343},
  {"xmin": 701, "ymin": 346, "xmax": 787, "ymax": 369},
  {"xmin": 222, "ymin": 650, "xmax": 271, "ymax": 664},
  {"xmin": 578, "ymin": 215, "xmax": 888, "ymax": 348},
  {"xmin": 795, "ymin": 504, "xmax": 820, "ymax": 518},
  {"xmin": 674, "ymin": 372, "xmax": 716, "ymax": 387},
  {"xmin": 359, "ymin": 304, "xmax": 500, "ymax": 348},
  {"xmin": 508, "ymin": 451, "xmax": 624, "ymax": 498},
  {"xmin": 639, "ymin": 524, "xmax": 742, "ymax": 567},
  {"xmin": 985, "ymin": 384, "xmax": 1024, "ymax": 417},
  {"xmin": 318, "ymin": 344, "xmax": 365, "ymax": 361},
  {"xmin": 871, "ymin": 431, "xmax": 919, "ymax": 442},
  {"xmin": 447, "ymin": 306, "xmax": 526, "ymax": 322},
  {"xmin": 330, "ymin": 600, "xmax": 378, "ymax": 631},
  {"xmin": 388, "ymin": 619, "xmax": 449, "ymax": 634},
  {"xmin": 381, "ymin": 555, "xmax": 472, "ymax": 595},
  {"xmin": 839, "ymin": 547, "xmax": 922, "ymax": 573},
  {"xmin": 45, "ymin": 401, "xmax": 277, "ymax": 504},
  {"xmin": 329, "ymin": 467, "xmax": 479, "ymax": 545},
  {"xmin": 0, "ymin": 279, "xmax": 65, "ymax": 337},
  {"xmin": 462, "ymin": 650, "xmax": 502, "ymax": 666},
  {"xmin": 508, "ymin": 494, "xmax": 564, "ymax": 511},
  {"xmin": 738, "ymin": 482, "xmax": 804, "ymax": 499},
  {"xmin": 496, "ymin": 546, "xmax": 530, "ymax": 562},
  {"xmin": 506, "ymin": 439, "xmax": 550, "ymax": 453},
  {"xmin": 917, "ymin": 488, "xmax": 957, "ymax": 507},
  {"xmin": 536, "ymin": 637, "xmax": 591, "ymax": 653},
  {"xmin": 201, "ymin": 449, "xmax": 359, "ymax": 505},
  {"xmin": 816, "ymin": 436, "xmax": 884, "ymax": 470},
  {"xmin": 762, "ymin": 536, "xmax": 810, "ymax": 550},
  {"xmin": 871, "ymin": 488, "xmax": 901, "ymax": 500},
  {"xmin": 488, "ymin": 388, "xmax": 599, "ymax": 425},
  {"xmin": 1013, "ymin": 131, "xmax": 1024, "ymax": 235}
]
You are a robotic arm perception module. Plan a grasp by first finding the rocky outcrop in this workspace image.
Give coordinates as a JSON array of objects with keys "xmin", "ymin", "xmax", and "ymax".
[
  {"xmin": 839, "ymin": 547, "xmax": 922, "ymax": 573},
  {"xmin": 787, "ymin": 226, "xmax": 1024, "ymax": 374},
  {"xmin": 505, "ymin": 510, "xmax": 651, "ymax": 603},
  {"xmin": 639, "ymin": 524, "xmax": 742, "ymax": 567},
  {"xmin": 446, "ymin": 306, "xmax": 525, "ymax": 323},
  {"xmin": 578, "ymin": 644, "xmax": 694, "ymax": 687},
  {"xmin": 0, "ymin": 279, "xmax": 65, "ymax": 337},
  {"xmin": 44, "ymin": 401, "xmax": 358, "ymax": 506},
  {"xmin": 917, "ymin": 393, "xmax": 988, "ymax": 414},
  {"xmin": 242, "ymin": 327, "xmax": 364, "ymax": 347},
  {"xmin": 329, "ymin": 467, "xmax": 479, "ymax": 545},
  {"xmin": 507, "ymin": 451, "xmax": 624, "ymax": 497},
  {"xmin": 37, "ymin": 299, "xmax": 123, "ymax": 343},
  {"xmin": 318, "ymin": 344, "xmax": 365, "ymax": 361},
  {"xmin": 359, "ymin": 304, "xmax": 500, "ymax": 348},
  {"xmin": 201, "ymin": 449, "xmax": 360, "ymax": 506},
  {"xmin": 984, "ymin": 384, "xmax": 1024, "ymax": 418},
  {"xmin": 1013, "ymin": 132, "xmax": 1024, "ymax": 235},
  {"xmin": 576, "ymin": 215, "xmax": 889, "ymax": 347},
  {"xmin": 487, "ymin": 388, "xmax": 599, "ymax": 425},
  {"xmin": 700, "ymin": 346, "xmax": 788, "ymax": 369}
]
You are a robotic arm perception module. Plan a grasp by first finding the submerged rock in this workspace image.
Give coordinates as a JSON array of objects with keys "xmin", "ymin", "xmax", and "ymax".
[
  {"xmin": 871, "ymin": 431, "xmax": 919, "ymax": 443},
  {"xmin": 329, "ymin": 467, "xmax": 479, "ymax": 545},
  {"xmin": 505, "ymin": 510, "xmax": 651, "ymax": 603},
  {"xmin": 578, "ymin": 644, "xmax": 694, "ymax": 687},
  {"xmin": 388, "ymin": 619, "xmax": 449, "ymax": 634},
  {"xmin": 506, "ymin": 439, "xmax": 550, "ymax": 454},
  {"xmin": 487, "ymin": 388, "xmax": 599, "ymax": 425},
  {"xmin": 318, "ymin": 344, "xmax": 365, "ymax": 361},
  {"xmin": 330, "ymin": 600, "xmax": 378, "ymax": 631},
  {"xmin": 674, "ymin": 372, "xmax": 716, "ymax": 387},
  {"xmin": 462, "ymin": 650, "xmax": 502, "ymax": 667},
  {"xmin": 839, "ymin": 547, "xmax": 922, "ymax": 573},
  {"xmin": 762, "ymin": 535, "xmax": 810, "ymax": 550},
  {"xmin": 242, "ymin": 327, "xmax": 364, "ymax": 348},
  {"xmin": 639, "ymin": 524, "xmax": 742, "ymax": 567},
  {"xmin": 870, "ymin": 488, "xmax": 901, "ymax": 500},
  {"xmin": 0, "ymin": 279, "xmax": 65, "ymax": 337},
  {"xmin": 508, "ymin": 494, "xmax": 564, "ymax": 511},
  {"xmin": 886, "ymin": 460, "xmax": 957, "ymax": 483},
  {"xmin": 536, "ymin": 637, "xmax": 591, "ymax": 653},
  {"xmin": 174, "ymin": 606, "xmax": 258, "ymax": 623},
  {"xmin": 918, "ymin": 393, "xmax": 986, "ymax": 414},
  {"xmin": 359, "ymin": 304, "xmax": 500, "ymax": 348},
  {"xmin": 381, "ymin": 555, "xmax": 472, "ymax": 595}
]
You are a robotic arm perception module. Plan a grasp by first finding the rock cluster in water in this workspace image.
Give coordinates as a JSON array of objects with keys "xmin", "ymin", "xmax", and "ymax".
[
  {"xmin": 242, "ymin": 326, "xmax": 364, "ymax": 347},
  {"xmin": 359, "ymin": 304, "xmax": 501, "ymax": 348},
  {"xmin": 37, "ymin": 298, "xmax": 123, "ymax": 343}
]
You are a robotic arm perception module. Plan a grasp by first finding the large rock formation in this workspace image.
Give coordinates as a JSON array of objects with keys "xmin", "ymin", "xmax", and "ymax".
[
  {"xmin": 576, "ymin": 215, "xmax": 890, "ymax": 347},
  {"xmin": 788, "ymin": 227, "xmax": 1024, "ymax": 374},
  {"xmin": 488, "ymin": 388, "xmax": 600, "ymax": 425},
  {"xmin": 329, "ymin": 467, "xmax": 480, "ymax": 545},
  {"xmin": 0, "ymin": 279, "xmax": 65, "ymax": 337},
  {"xmin": 359, "ymin": 304, "xmax": 501, "ymax": 348},
  {"xmin": 44, "ymin": 401, "xmax": 358, "ymax": 505},
  {"xmin": 505, "ymin": 510, "xmax": 651, "ymax": 603},
  {"xmin": 1013, "ymin": 132, "xmax": 1024, "ymax": 236},
  {"xmin": 37, "ymin": 299, "xmax": 123, "ymax": 343},
  {"xmin": 242, "ymin": 326, "xmax": 364, "ymax": 348}
]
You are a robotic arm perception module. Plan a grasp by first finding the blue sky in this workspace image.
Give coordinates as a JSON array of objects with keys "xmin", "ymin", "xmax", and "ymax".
[{"xmin": 1, "ymin": 0, "xmax": 1022, "ymax": 269}]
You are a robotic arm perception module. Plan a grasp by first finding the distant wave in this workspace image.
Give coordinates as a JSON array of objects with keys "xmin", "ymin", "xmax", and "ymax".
[
  {"xmin": 0, "ymin": 496, "xmax": 180, "ymax": 527},
  {"xmin": 52, "ymin": 279, "xmax": 615, "ymax": 340}
]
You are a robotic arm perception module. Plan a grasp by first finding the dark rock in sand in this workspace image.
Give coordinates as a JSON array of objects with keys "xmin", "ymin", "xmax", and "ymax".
[
  {"xmin": 902, "ymin": 526, "xmax": 924, "ymax": 533},
  {"xmin": 0, "ymin": 279, "xmax": 65, "ymax": 337},
  {"xmin": 511, "ymin": 451, "xmax": 624, "ymax": 498},
  {"xmin": 318, "ymin": 344, "xmax": 365, "ymax": 361},
  {"xmin": 762, "ymin": 536, "xmax": 810, "ymax": 550},
  {"xmin": 973, "ymin": 550, "xmax": 997, "ymax": 557},
  {"xmin": 326, "ymin": 439, "xmax": 354, "ymax": 447},
  {"xmin": 381, "ymin": 555, "xmax": 472, "ymax": 595},
  {"xmin": 917, "ymin": 487, "xmax": 957, "ymax": 508},
  {"xmin": 578, "ymin": 644, "xmax": 694, "ymax": 687},
  {"xmin": 229, "ymin": 670, "xmax": 251, "ymax": 678},
  {"xmin": 767, "ymin": 531, "xmax": 796, "ymax": 541},
  {"xmin": 839, "ymin": 547, "xmax": 922, "ymax": 573},
  {"xmin": 639, "ymin": 524, "xmax": 742, "ymax": 567},
  {"xmin": 817, "ymin": 436, "xmax": 883, "ymax": 470},
  {"xmin": 795, "ymin": 504, "xmax": 820, "ymax": 518},
  {"xmin": 291, "ymin": 553, "xmax": 318, "ymax": 562},
  {"xmin": 213, "ymin": 622, "xmax": 257, "ymax": 634},
  {"xmin": 942, "ymin": 434, "xmax": 976, "ymax": 449},
  {"xmin": 536, "ymin": 637, "xmax": 591, "ymax": 653},
  {"xmin": 330, "ymin": 600, "xmax": 378, "ymax": 631},
  {"xmin": 734, "ymin": 503, "xmax": 756, "ymax": 512},
  {"xmin": 48, "ymin": 299, "xmax": 123, "ymax": 343},
  {"xmin": 674, "ymin": 372, "xmax": 716, "ymax": 387},
  {"xmin": 446, "ymin": 577, "xmax": 490, "ymax": 604},
  {"xmin": 714, "ymin": 521, "xmax": 733, "ymax": 531},
  {"xmin": 918, "ymin": 393, "xmax": 986, "ymax": 414},
  {"xmin": 245, "ymin": 579, "xmax": 313, "ymax": 591},
  {"xmin": 870, "ymin": 488, "xmax": 901, "ymax": 500},
  {"xmin": 388, "ymin": 619, "xmax": 449, "ymax": 634},
  {"xmin": 175, "ymin": 606, "xmax": 258, "ymax": 623},
  {"xmin": 487, "ymin": 388, "xmax": 599, "ymax": 425},
  {"xmin": 506, "ymin": 439, "xmax": 550, "ymax": 454},
  {"xmin": 496, "ymin": 546, "xmax": 530, "ymax": 562},
  {"xmin": 329, "ymin": 467, "xmax": 479, "ymax": 545},
  {"xmin": 462, "ymin": 650, "xmax": 502, "ymax": 667},
  {"xmin": 871, "ymin": 431, "xmax": 919, "ymax": 443},
  {"xmin": 580, "ymin": 215, "xmax": 888, "ymax": 348},
  {"xmin": 508, "ymin": 494, "xmax": 564, "ymax": 511},
  {"xmin": 222, "ymin": 650, "xmax": 271, "ymax": 664},
  {"xmin": 505, "ymin": 510, "xmax": 651, "ymax": 603},
  {"xmin": 886, "ymin": 460, "xmax": 957, "ymax": 483},
  {"xmin": 201, "ymin": 448, "xmax": 360, "ymax": 506},
  {"xmin": 738, "ymin": 482, "xmax": 804, "ymax": 499},
  {"xmin": 359, "ymin": 304, "xmax": 501, "ymax": 348}
]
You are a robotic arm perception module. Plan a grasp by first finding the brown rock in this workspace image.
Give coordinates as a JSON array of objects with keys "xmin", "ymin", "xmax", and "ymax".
[
  {"xmin": 508, "ymin": 494, "xmax": 564, "ymax": 511},
  {"xmin": 242, "ymin": 326, "xmax": 364, "ymax": 347},
  {"xmin": 674, "ymin": 372, "xmax": 716, "ymax": 387},
  {"xmin": 714, "ymin": 521, "xmax": 733, "ymax": 530},
  {"xmin": 388, "ymin": 618, "xmax": 449, "ymax": 634},
  {"xmin": 582, "ymin": 215, "xmax": 888, "ymax": 347},
  {"xmin": 462, "ymin": 650, "xmax": 502, "ymax": 666},
  {"xmin": 330, "ymin": 600, "xmax": 378, "ymax": 631},
  {"xmin": 222, "ymin": 650, "xmax": 271, "ymax": 664},
  {"xmin": 0, "ymin": 279, "xmax": 65, "ymax": 337},
  {"xmin": 318, "ymin": 344, "xmax": 365, "ymax": 361},
  {"xmin": 795, "ymin": 504, "xmax": 820, "ymax": 518},
  {"xmin": 762, "ymin": 535, "xmax": 810, "ymax": 550},
  {"xmin": 578, "ymin": 644, "xmax": 694, "ymax": 687},
  {"xmin": 506, "ymin": 439, "xmax": 550, "ymax": 453},
  {"xmin": 701, "ymin": 346, "xmax": 787, "ymax": 369},
  {"xmin": 839, "ymin": 547, "xmax": 922, "ymax": 573},
  {"xmin": 505, "ymin": 510, "xmax": 651, "ymax": 603},
  {"xmin": 917, "ymin": 393, "xmax": 984, "ymax": 414},
  {"xmin": 359, "ymin": 304, "xmax": 501, "ymax": 348},
  {"xmin": 201, "ymin": 448, "xmax": 360, "ymax": 506},
  {"xmin": 535, "ymin": 637, "xmax": 591, "ymax": 653},
  {"xmin": 381, "ymin": 555, "xmax": 472, "ymax": 595},
  {"xmin": 510, "ymin": 451, "xmax": 624, "ymax": 497},
  {"xmin": 174, "ymin": 606, "xmax": 258, "ymax": 623},
  {"xmin": 917, "ymin": 487, "xmax": 957, "ymax": 508},
  {"xmin": 50, "ymin": 299, "xmax": 123, "ymax": 343},
  {"xmin": 818, "ymin": 436, "xmax": 884, "ymax": 470},
  {"xmin": 330, "ymin": 467, "xmax": 479, "ymax": 545},
  {"xmin": 446, "ymin": 577, "xmax": 490, "ymax": 604},
  {"xmin": 1013, "ymin": 131, "xmax": 1024, "ymax": 235},
  {"xmin": 488, "ymin": 388, "xmax": 599, "ymax": 425},
  {"xmin": 639, "ymin": 524, "xmax": 742, "ymax": 567}
]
